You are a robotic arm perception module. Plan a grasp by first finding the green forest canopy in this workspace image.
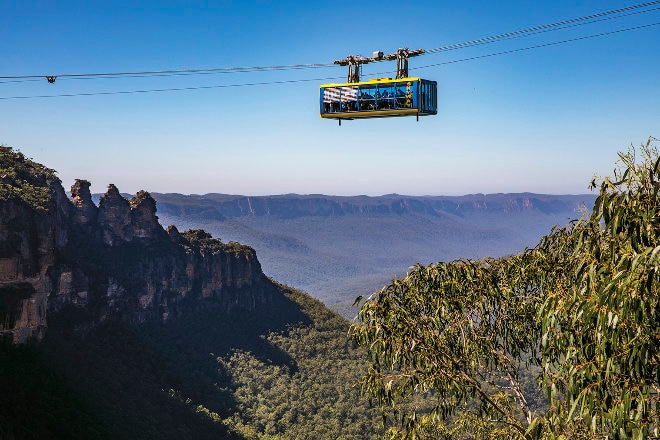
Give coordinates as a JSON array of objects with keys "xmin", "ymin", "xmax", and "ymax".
[{"xmin": 350, "ymin": 137, "xmax": 660, "ymax": 440}]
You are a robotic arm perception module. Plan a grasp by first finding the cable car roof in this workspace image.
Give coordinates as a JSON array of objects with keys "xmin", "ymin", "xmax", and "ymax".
[{"xmin": 319, "ymin": 77, "xmax": 428, "ymax": 88}]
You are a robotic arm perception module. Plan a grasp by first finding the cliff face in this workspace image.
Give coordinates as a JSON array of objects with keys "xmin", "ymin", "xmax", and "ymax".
[
  {"xmin": 0, "ymin": 187, "xmax": 67, "ymax": 342},
  {"xmin": 0, "ymin": 148, "xmax": 272, "ymax": 343}
]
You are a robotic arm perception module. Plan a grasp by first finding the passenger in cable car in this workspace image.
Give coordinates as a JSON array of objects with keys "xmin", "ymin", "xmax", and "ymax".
[
  {"xmin": 359, "ymin": 91, "xmax": 374, "ymax": 110},
  {"xmin": 380, "ymin": 90, "xmax": 390, "ymax": 109},
  {"xmin": 394, "ymin": 87, "xmax": 405, "ymax": 108}
]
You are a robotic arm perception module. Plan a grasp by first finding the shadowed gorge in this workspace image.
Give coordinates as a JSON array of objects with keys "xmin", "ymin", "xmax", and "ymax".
[{"xmin": 3, "ymin": 282, "xmax": 379, "ymax": 439}]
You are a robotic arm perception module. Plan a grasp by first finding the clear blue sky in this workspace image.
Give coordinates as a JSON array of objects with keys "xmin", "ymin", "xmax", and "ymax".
[{"xmin": 2, "ymin": 1, "xmax": 659, "ymax": 196}]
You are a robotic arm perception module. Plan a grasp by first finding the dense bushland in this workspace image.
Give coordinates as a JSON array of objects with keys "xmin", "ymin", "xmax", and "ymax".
[
  {"xmin": 2, "ymin": 283, "xmax": 381, "ymax": 439},
  {"xmin": 351, "ymin": 138, "xmax": 660, "ymax": 439}
]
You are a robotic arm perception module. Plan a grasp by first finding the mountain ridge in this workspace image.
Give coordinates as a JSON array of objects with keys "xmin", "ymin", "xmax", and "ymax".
[
  {"xmin": 151, "ymin": 191, "xmax": 597, "ymax": 312},
  {"xmin": 152, "ymin": 191, "xmax": 594, "ymax": 220}
]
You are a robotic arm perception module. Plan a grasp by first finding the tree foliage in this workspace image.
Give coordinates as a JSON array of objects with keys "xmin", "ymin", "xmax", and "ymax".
[
  {"xmin": 540, "ymin": 138, "xmax": 660, "ymax": 439},
  {"xmin": 350, "ymin": 247, "xmax": 547, "ymax": 438},
  {"xmin": 214, "ymin": 282, "xmax": 381, "ymax": 439},
  {"xmin": 0, "ymin": 145, "xmax": 59, "ymax": 211},
  {"xmin": 180, "ymin": 228, "xmax": 253, "ymax": 255},
  {"xmin": 350, "ymin": 137, "xmax": 660, "ymax": 439}
]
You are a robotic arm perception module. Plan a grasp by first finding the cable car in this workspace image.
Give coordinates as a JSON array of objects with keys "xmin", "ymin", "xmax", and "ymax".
[
  {"xmin": 319, "ymin": 77, "xmax": 437, "ymax": 122},
  {"xmin": 320, "ymin": 48, "xmax": 437, "ymax": 124}
]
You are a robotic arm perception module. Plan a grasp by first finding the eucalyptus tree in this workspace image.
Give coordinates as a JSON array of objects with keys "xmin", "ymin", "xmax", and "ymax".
[
  {"xmin": 350, "ymin": 138, "xmax": 660, "ymax": 439},
  {"xmin": 540, "ymin": 139, "xmax": 660, "ymax": 439},
  {"xmin": 350, "ymin": 250, "xmax": 549, "ymax": 439}
]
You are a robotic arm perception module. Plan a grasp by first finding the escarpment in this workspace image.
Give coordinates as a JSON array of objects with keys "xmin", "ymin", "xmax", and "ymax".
[{"xmin": 0, "ymin": 147, "xmax": 273, "ymax": 343}]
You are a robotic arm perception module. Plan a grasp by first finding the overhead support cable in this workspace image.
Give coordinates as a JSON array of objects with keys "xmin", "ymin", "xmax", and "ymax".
[
  {"xmin": 2, "ymin": 20, "xmax": 658, "ymax": 100},
  {"xmin": 0, "ymin": 62, "xmax": 336, "ymax": 82},
  {"xmin": 1, "ymin": 3, "xmax": 659, "ymax": 99},
  {"xmin": 413, "ymin": 21, "xmax": 660, "ymax": 71},
  {"xmin": 0, "ymin": 0, "xmax": 660, "ymax": 83},
  {"xmin": 0, "ymin": 75, "xmax": 346, "ymax": 100},
  {"xmin": 1, "ymin": 1, "xmax": 658, "ymax": 85},
  {"xmin": 425, "ymin": 0, "xmax": 660, "ymax": 54},
  {"xmin": 427, "ymin": 6, "xmax": 660, "ymax": 54}
]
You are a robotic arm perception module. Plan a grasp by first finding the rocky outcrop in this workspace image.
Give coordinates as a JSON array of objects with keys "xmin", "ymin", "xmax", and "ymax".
[
  {"xmin": 98, "ymin": 183, "xmax": 133, "ymax": 245},
  {"xmin": 130, "ymin": 190, "xmax": 167, "ymax": 241},
  {"xmin": 0, "ymin": 148, "xmax": 273, "ymax": 343},
  {"xmin": 70, "ymin": 179, "xmax": 97, "ymax": 227}
]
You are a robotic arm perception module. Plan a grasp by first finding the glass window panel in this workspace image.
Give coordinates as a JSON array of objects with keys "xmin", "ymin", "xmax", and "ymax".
[
  {"xmin": 358, "ymin": 84, "xmax": 377, "ymax": 111},
  {"xmin": 393, "ymin": 82, "xmax": 407, "ymax": 109},
  {"xmin": 340, "ymin": 85, "xmax": 358, "ymax": 112},
  {"xmin": 377, "ymin": 83, "xmax": 395, "ymax": 110},
  {"xmin": 322, "ymin": 87, "xmax": 342, "ymax": 113}
]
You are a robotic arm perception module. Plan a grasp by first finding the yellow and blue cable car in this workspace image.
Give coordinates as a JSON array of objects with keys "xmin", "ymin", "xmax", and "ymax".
[{"xmin": 319, "ymin": 77, "xmax": 437, "ymax": 122}]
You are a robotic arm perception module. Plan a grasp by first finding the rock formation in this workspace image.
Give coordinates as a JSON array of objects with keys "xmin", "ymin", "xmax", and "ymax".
[{"xmin": 0, "ymin": 147, "xmax": 273, "ymax": 343}]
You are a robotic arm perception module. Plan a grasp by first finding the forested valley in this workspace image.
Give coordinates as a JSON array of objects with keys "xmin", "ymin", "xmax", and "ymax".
[
  {"xmin": 3, "ymin": 138, "xmax": 660, "ymax": 439},
  {"xmin": 1, "ymin": 282, "xmax": 380, "ymax": 439}
]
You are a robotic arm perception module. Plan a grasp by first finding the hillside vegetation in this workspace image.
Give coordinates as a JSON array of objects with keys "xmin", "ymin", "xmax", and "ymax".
[
  {"xmin": 2, "ymin": 282, "xmax": 381, "ymax": 439},
  {"xmin": 0, "ymin": 145, "xmax": 58, "ymax": 211}
]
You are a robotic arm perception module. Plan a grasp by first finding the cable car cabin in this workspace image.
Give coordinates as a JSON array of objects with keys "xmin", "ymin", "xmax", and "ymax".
[{"xmin": 320, "ymin": 77, "xmax": 437, "ymax": 122}]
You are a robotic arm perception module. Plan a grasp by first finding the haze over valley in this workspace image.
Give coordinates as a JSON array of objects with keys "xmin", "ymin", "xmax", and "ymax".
[{"xmin": 153, "ymin": 192, "xmax": 597, "ymax": 314}]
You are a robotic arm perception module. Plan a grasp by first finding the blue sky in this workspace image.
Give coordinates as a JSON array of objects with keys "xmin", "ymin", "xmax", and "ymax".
[{"xmin": 1, "ymin": 1, "xmax": 659, "ymax": 196}]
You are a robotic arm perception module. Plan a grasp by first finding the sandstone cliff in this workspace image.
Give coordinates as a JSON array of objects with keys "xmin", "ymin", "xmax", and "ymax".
[{"xmin": 0, "ymin": 147, "xmax": 273, "ymax": 343}]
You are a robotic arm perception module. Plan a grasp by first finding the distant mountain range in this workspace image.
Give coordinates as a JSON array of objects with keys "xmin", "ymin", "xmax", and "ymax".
[{"xmin": 152, "ymin": 192, "xmax": 597, "ymax": 315}]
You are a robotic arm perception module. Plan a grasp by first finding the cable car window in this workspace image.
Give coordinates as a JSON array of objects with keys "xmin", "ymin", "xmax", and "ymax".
[
  {"xmin": 322, "ymin": 87, "xmax": 340, "ymax": 113},
  {"xmin": 340, "ymin": 85, "xmax": 358, "ymax": 112},
  {"xmin": 358, "ymin": 84, "xmax": 376, "ymax": 111},
  {"xmin": 421, "ymin": 82, "xmax": 426, "ymax": 110},
  {"xmin": 378, "ymin": 83, "xmax": 395, "ymax": 109}
]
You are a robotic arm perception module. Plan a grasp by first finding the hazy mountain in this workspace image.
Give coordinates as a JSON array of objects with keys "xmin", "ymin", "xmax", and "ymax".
[{"xmin": 153, "ymin": 192, "xmax": 597, "ymax": 314}]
